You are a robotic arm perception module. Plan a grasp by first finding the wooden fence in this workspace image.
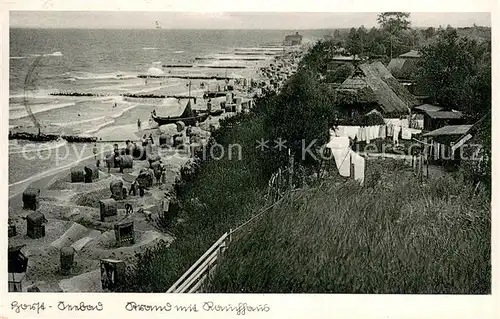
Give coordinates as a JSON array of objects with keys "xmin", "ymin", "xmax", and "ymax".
[
  {"xmin": 166, "ymin": 166, "xmax": 293, "ymax": 293},
  {"xmin": 166, "ymin": 232, "xmax": 232, "ymax": 293}
]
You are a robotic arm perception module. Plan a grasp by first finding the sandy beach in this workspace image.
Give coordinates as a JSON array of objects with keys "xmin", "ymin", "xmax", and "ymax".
[{"xmin": 8, "ymin": 42, "xmax": 303, "ymax": 292}]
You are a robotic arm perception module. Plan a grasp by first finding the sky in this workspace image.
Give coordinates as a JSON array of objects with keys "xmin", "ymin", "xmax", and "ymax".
[{"xmin": 9, "ymin": 12, "xmax": 491, "ymax": 29}]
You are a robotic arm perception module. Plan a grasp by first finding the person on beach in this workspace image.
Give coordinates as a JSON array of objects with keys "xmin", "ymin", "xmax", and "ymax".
[
  {"xmin": 125, "ymin": 203, "xmax": 133, "ymax": 216},
  {"xmin": 137, "ymin": 118, "xmax": 141, "ymax": 130},
  {"xmin": 113, "ymin": 102, "xmax": 117, "ymax": 108},
  {"xmin": 142, "ymin": 135, "xmax": 148, "ymax": 147},
  {"xmin": 93, "ymin": 143, "xmax": 98, "ymax": 160},
  {"xmin": 106, "ymin": 159, "xmax": 111, "ymax": 175},
  {"xmin": 129, "ymin": 181, "xmax": 138, "ymax": 196},
  {"xmin": 148, "ymin": 133, "xmax": 154, "ymax": 145},
  {"xmin": 160, "ymin": 162, "xmax": 166, "ymax": 184},
  {"xmin": 207, "ymin": 98, "xmax": 212, "ymax": 112}
]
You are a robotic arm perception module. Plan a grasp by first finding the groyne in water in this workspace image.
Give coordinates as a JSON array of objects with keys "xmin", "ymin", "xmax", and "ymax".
[
  {"xmin": 121, "ymin": 93, "xmax": 198, "ymax": 99},
  {"xmin": 137, "ymin": 75, "xmax": 234, "ymax": 80},
  {"xmin": 9, "ymin": 131, "xmax": 97, "ymax": 143},
  {"xmin": 49, "ymin": 92, "xmax": 110, "ymax": 97},
  {"xmin": 162, "ymin": 65, "xmax": 246, "ymax": 69},
  {"xmin": 195, "ymin": 57, "xmax": 267, "ymax": 61}
]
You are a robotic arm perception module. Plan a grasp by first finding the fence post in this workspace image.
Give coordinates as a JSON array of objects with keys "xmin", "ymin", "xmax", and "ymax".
[{"xmin": 288, "ymin": 149, "xmax": 294, "ymax": 191}]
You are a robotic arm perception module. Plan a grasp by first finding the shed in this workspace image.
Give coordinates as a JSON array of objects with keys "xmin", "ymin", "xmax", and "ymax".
[
  {"xmin": 423, "ymin": 111, "xmax": 465, "ymax": 132},
  {"xmin": 413, "ymin": 104, "xmax": 444, "ymax": 114},
  {"xmin": 423, "ymin": 125, "xmax": 473, "ymax": 163}
]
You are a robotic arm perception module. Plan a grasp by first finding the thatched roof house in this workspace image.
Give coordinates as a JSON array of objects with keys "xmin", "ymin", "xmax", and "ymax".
[
  {"xmin": 387, "ymin": 50, "xmax": 427, "ymax": 98},
  {"xmin": 335, "ymin": 61, "xmax": 419, "ymax": 117},
  {"xmin": 387, "ymin": 58, "xmax": 419, "ymax": 82}
]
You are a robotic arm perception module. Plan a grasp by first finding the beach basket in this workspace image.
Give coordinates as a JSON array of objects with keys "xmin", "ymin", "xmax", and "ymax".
[
  {"xmin": 84, "ymin": 164, "xmax": 99, "ymax": 183},
  {"xmin": 110, "ymin": 180, "xmax": 124, "ymax": 200},
  {"xmin": 26, "ymin": 212, "xmax": 47, "ymax": 239},
  {"xmin": 8, "ymin": 244, "xmax": 28, "ymax": 274},
  {"xmin": 159, "ymin": 134, "xmax": 169, "ymax": 146},
  {"xmin": 173, "ymin": 135, "xmax": 184, "ymax": 148},
  {"xmin": 99, "ymin": 199, "xmax": 117, "ymax": 222},
  {"xmin": 114, "ymin": 220, "xmax": 135, "ymax": 247},
  {"xmin": 147, "ymin": 154, "xmax": 161, "ymax": 166},
  {"xmin": 100, "ymin": 258, "xmax": 126, "ymax": 291},
  {"xmin": 132, "ymin": 145, "xmax": 147, "ymax": 160},
  {"xmin": 150, "ymin": 161, "xmax": 161, "ymax": 176},
  {"xmin": 22, "ymin": 187, "xmax": 40, "ymax": 211},
  {"xmin": 8, "ymin": 224, "xmax": 17, "ymax": 238},
  {"xmin": 136, "ymin": 168, "xmax": 154, "ymax": 189},
  {"xmin": 175, "ymin": 121, "xmax": 186, "ymax": 132},
  {"xmin": 60, "ymin": 246, "xmax": 75, "ymax": 275},
  {"xmin": 119, "ymin": 155, "xmax": 134, "ymax": 169},
  {"xmin": 70, "ymin": 167, "xmax": 85, "ymax": 183}
]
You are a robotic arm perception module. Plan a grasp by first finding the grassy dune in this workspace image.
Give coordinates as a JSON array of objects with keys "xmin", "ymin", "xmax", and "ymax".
[{"xmin": 208, "ymin": 159, "xmax": 490, "ymax": 294}]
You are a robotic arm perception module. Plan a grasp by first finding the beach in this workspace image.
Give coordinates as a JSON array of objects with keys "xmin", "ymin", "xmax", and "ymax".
[{"xmin": 8, "ymin": 27, "xmax": 305, "ymax": 292}]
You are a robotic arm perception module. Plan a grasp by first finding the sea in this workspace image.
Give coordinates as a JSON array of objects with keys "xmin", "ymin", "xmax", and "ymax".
[{"xmin": 8, "ymin": 28, "xmax": 326, "ymax": 195}]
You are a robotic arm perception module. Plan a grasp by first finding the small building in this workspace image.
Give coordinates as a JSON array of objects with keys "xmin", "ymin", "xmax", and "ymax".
[
  {"xmin": 413, "ymin": 104, "xmax": 444, "ymax": 114},
  {"xmin": 422, "ymin": 124, "xmax": 473, "ymax": 164},
  {"xmin": 422, "ymin": 111, "xmax": 465, "ymax": 132},
  {"xmin": 283, "ymin": 32, "xmax": 303, "ymax": 46}
]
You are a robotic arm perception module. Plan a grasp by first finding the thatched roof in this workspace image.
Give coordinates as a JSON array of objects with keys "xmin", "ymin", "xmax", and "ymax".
[
  {"xmin": 337, "ymin": 61, "xmax": 419, "ymax": 115},
  {"xmin": 387, "ymin": 58, "xmax": 419, "ymax": 80}
]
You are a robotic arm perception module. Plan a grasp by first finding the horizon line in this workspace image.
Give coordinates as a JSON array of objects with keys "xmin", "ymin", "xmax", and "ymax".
[{"xmin": 9, "ymin": 25, "xmax": 491, "ymax": 30}]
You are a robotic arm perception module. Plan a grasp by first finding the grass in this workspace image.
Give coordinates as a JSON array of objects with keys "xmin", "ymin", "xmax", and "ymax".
[
  {"xmin": 207, "ymin": 159, "xmax": 490, "ymax": 294},
  {"xmin": 120, "ymin": 113, "xmax": 276, "ymax": 292}
]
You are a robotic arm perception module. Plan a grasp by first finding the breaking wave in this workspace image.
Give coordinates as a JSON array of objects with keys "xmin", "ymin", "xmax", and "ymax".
[
  {"xmin": 10, "ymin": 102, "xmax": 77, "ymax": 120},
  {"xmin": 84, "ymin": 103, "xmax": 138, "ymax": 134},
  {"xmin": 143, "ymin": 47, "xmax": 159, "ymax": 50},
  {"xmin": 52, "ymin": 116, "xmax": 107, "ymax": 127},
  {"xmin": 66, "ymin": 71, "xmax": 136, "ymax": 80},
  {"xmin": 9, "ymin": 138, "xmax": 68, "ymax": 155}
]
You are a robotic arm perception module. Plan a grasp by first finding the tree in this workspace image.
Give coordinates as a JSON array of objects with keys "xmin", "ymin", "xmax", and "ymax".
[
  {"xmin": 416, "ymin": 27, "xmax": 490, "ymax": 120},
  {"xmin": 377, "ymin": 12, "xmax": 411, "ymax": 58},
  {"xmin": 346, "ymin": 27, "xmax": 364, "ymax": 57},
  {"xmin": 263, "ymin": 69, "xmax": 334, "ymax": 168},
  {"xmin": 325, "ymin": 63, "xmax": 355, "ymax": 84},
  {"xmin": 422, "ymin": 27, "xmax": 436, "ymax": 39}
]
